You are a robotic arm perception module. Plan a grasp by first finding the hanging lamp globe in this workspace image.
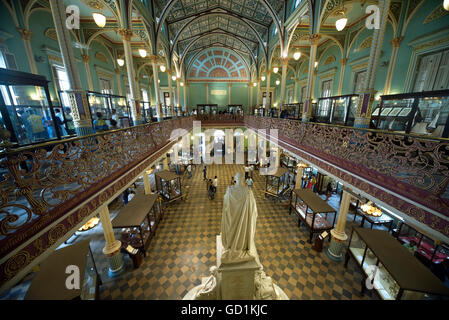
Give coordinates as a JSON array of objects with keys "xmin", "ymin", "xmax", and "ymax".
[
  {"xmin": 273, "ymin": 67, "xmax": 279, "ymax": 73},
  {"xmin": 336, "ymin": 17, "xmax": 348, "ymax": 31},
  {"xmin": 261, "ymin": 76, "xmax": 266, "ymax": 81},
  {"xmin": 444, "ymin": 0, "xmax": 449, "ymax": 11},
  {"xmin": 117, "ymin": 58, "xmax": 125, "ymax": 67},
  {"xmin": 293, "ymin": 52, "xmax": 301, "ymax": 60},
  {"xmin": 92, "ymin": 13, "xmax": 106, "ymax": 28},
  {"xmin": 138, "ymin": 49, "xmax": 147, "ymax": 58},
  {"xmin": 160, "ymin": 65, "xmax": 166, "ymax": 72}
]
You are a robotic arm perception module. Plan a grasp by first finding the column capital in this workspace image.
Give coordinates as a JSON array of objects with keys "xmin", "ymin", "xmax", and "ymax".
[
  {"xmin": 166, "ymin": 68, "xmax": 171, "ymax": 75},
  {"xmin": 309, "ymin": 33, "xmax": 321, "ymax": 46},
  {"xmin": 390, "ymin": 36, "xmax": 404, "ymax": 48},
  {"xmin": 228, "ymin": 83, "xmax": 232, "ymax": 87},
  {"xmin": 81, "ymin": 54, "xmax": 90, "ymax": 63},
  {"xmin": 149, "ymin": 54, "xmax": 162, "ymax": 63},
  {"xmin": 340, "ymin": 58, "xmax": 348, "ymax": 66},
  {"xmin": 267, "ymin": 70, "xmax": 272, "ymax": 76},
  {"xmin": 17, "ymin": 28, "xmax": 33, "ymax": 41},
  {"xmin": 117, "ymin": 28, "xmax": 133, "ymax": 41},
  {"xmin": 294, "ymin": 77, "xmax": 298, "ymax": 82},
  {"xmin": 282, "ymin": 57, "xmax": 289, "ymax": 65},
  {"xmin": 135, "ymin": 76, "xmax": 139, "ymax": 82}
]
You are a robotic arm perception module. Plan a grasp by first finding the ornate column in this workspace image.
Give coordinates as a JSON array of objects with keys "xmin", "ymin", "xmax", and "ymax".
[
  {"xmin": 149, "ymin": 55, "xmax": 162, "ymax": 121},
  {"xmin": 228, "ymin": 83, "xmax": 232, "ymax": 105},
  {"xmin": 293, "ymin": 78, "xmax": 299, "ymax": 103},
  {"xmin": 265, "ymin": 70, "xmax": 271, "ymax": 109},
  {"xmin": 82, "ymin": 55, "xmax": 93, "ymax": 91},
  {"xmin": 49, "ymin": 0, "xmax": 93, "ymax": 136},
  {"xmin": 166, "ymin": 68, "xmax": 174, "ymax": 108},
  {"xmin": 279, "ymin": 58, "xmax": 289, "ymax": 115},
  {"xmin": 384, "ymin": 36, "xmax": 404, "ymax": 94},
  {"xmin": 163, "ymin": 156, "xmax": 169, "ymax": 170},
  {"xmin": 118, "ymin": 28, "xmax": 142, "ymax": 125},
  {"xmin": 143, "ymin": 169, "xmax": 152, "ymax": 194},
  {"xmin": 249, "ymin": 82, "xmax": 254, "ymax": 114},
  {"xmin": 354, "ymin": 0, "xmax": 391, "ymax": 128},
  {"xmin": 115, "ymin": 68, "xmax": 123, "ymax": 96},
  {"xmin": 135, "ymin": 77, "xmax": 141, "ymax": 100},
  {"xmin": 256, "ymin": 80, "xmax": 261, "ymax": 106},
  {"xmin": 295, "ymin": 163, "xmax": 307, "ymax": 189},
  {"xmin": 327, "ymin": 190, "xmax": 352, "ymax": 261},
  {"xmin": 337, "ymin": 58, "xmax": 347, "ymax": 95},
  {"xmin": 183, "ymin": 82, "xmax": 188, "ymax": 113},
  {"xmin": 16, "ymin": 28, "xmax": 37, "ymax": 75},
  {"xmin": 302, "ymin": 33, "xmax": 320, "ymax": 122},
  {"xmin": 99, "ymin": 205, "xmax": 124, "ymax": 277},
  {"xmin": 206, "ymin": 83, "xmax": 209, "ymax": 104},
  {"xmin": 176, "ymin": 79, "xmax": 181, "ymax": 112}
]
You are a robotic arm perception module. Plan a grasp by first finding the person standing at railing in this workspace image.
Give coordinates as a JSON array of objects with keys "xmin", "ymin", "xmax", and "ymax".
[{"xmin": 93, "ymin": 112, "xmax": 108, "ymax": 133}]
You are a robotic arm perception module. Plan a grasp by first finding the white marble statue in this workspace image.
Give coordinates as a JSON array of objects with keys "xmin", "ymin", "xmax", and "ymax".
[{"xmin": 221, "ymin": 172, "xmax": 258, "ymax": 263}]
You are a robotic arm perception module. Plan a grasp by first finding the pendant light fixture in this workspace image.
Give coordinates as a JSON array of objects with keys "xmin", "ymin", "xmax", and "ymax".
[
  {"xmin": 261, "ymin": 75, "xmax": 266, "ymax": 82},
  {"xmin": 117, "ymin": 58, "xmax": 125, "ymax": 67},
  {"xmin": 444, "ymin": 0, "xmax": 449, "ymax": 11},
  {"xmin": 335, "ymin": 5, "xmax": 347, "ymax": 31},
  {"xmin": 160, "ymin": 65, "xmax": 166, "ymax": 72},
  {"xmin": 92, "ymin": 13, "xmax": 106, "ymax": 28},
  {"xmin": 293, "ymin": 51, "xmax": 301, "ymax": 60},
  {"xmin": 273, "ymin": 67, "xmax": 279, "ymax": 73},
  {"xmin": 172, "ymin": 75, "xmax": 177, "ymax": 81},
  {"xmin": 276, "ymin": 80, "xmax": 280, "ymax": 86},
  {"xmin": 138, "ymin": 49, "xmax": 147, "ymax": 58}
]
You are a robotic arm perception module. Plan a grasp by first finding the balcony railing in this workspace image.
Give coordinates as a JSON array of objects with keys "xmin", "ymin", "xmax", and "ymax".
[
  {"xmin": 245, "ymin": 115, "xmax": 449, "ymax": 236},
  {"xmin": 195, "ymin": 114, "xmax": 244, "ymax": 124},
  {"xmin": 0, "ymin": 117, "xmax": 193, "ymax": 264}
]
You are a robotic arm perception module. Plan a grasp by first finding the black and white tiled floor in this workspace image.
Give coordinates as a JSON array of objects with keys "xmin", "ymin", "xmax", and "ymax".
[{"xmin": 2, "ymin": 163, "xmax": 384, "ymax": 300}]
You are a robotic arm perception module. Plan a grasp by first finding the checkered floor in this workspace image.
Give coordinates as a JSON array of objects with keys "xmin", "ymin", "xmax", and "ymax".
[{"xmin": 1, "ymin": 163, "xmax": 378, "ymax": 300}]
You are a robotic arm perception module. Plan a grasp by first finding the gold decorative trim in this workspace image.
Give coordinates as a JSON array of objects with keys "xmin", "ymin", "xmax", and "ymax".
[
  {"xmin": 44, "ymin": 28, "xmax": 57, "ymax": 42},
  {"xmin": 423, "ymin": 5, "xmax": 449, "ymax": 24},
  {"xmin": 324, "ymin": 55, "xmax": 336, "ymax": 66},
  {"xmin": 94, "ymin": 52, "xmax": 108, "ymax": 64},
  {"xmin": 356, "ymin": 36, "xmax": 372, "ymax": 52}
]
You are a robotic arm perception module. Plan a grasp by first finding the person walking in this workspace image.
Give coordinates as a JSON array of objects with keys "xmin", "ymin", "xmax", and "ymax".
[
  {"xmin": 187, "ymin": 164, "xmax": 192, "ymax": 178},
  {"xmin": 244, "ymin": 165, "xmax": 249, "ymax": 179},
  {"xmin": 246, "ymin": 176, "xmax": 253, "ymax": 188},
  {"xmin": 325, "ymin": 182, "xmax": 332, "ymax": 201},
  {"xmin": 250, "ymin": 164, "xmax": 254, "ymax": 178},
  {"xmin": 311, "ymin": 175, "xmax": 317, "ymax": 192},
  {"xmin": 213, "ymin": 176, "xmax": 218, "ymax": 193},
  {"xmin": 203, "ymin": 165, "xmax": 207, "ymax": 180}
]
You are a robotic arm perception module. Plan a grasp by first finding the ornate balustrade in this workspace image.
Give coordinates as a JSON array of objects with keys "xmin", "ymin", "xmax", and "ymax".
[
  {"xmin": 0, "ymin": 117, "xmax": 193, "ymax": 286},
  {"xmin": 244, "ymin": 116, "xmax": 449, "ymax": 238},
  {"xmin": 195, "ymin": 114, "xmax": 244, "ymax": 125}
]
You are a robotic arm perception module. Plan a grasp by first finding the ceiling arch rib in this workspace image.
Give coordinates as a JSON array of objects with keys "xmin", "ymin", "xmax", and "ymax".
[
  {"xmin": 154, "ymin": 0, "xmax": 284, "ymax": 56},
  {"xmin": 169, "ymin": 12, "xmax": 268, "ymax": 60},
  {"xmin": 180, "ymin": 32, "xmax": 256, "ymax": 71}
]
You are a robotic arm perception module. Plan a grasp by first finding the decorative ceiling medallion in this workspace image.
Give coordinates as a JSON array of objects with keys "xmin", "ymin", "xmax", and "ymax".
[{"xmin": 81, "ymin": 0, "xmax": 104, "ymax": 10}]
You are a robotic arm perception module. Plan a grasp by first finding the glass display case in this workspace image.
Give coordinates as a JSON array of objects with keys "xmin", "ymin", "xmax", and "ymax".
[
  {"xmin": 254, "ymin": 106, "xmax": 265, "ymax": 116},
  {"xmin": 109, "ymin": 94, "xmax": 131, "ymax": 127},
  {"xmin": 112, "ymin": 193, "xmax": 163, "ymax": 257},
  {"xmin": 197, "ymin": 104, "xmax": 218, "ymax": 115},
  {"xmin": 314, "ymin": 94, "xmax": 358, "ymax": 126},
  {"xmin": 0, "ymin": 68, "xmax": 65, "ymax": 146},
  {"xmin": 87, "ymin": 91, "xmax": 111, "ymax": 123},
  {"xmin": 372, "ymin": 90, "xmax": 449, "ymax": 138},
  {"xmin": 228, "ymin": 104, "xmax": 243, "ymax": 115},
  {"xmin": 141, "ymin": 101, "xmax": 154, "ymax": 123},
  {"xmin": 283, "ymin": 103, "xmax": 300, "ymax": 119},
  {"xmin": 264, "ymin": 167, "xmax": 290, "ymax": 199},
  {"xmin": 289, "ymin": 189, "xmax": 336, "ymax": 243},
  {"xmin": 345, "ymin": 227, "xmax": 449, "ymax": 300},
  {"xmin": 155, "ymin": 170, "xmax": 182, "ymax": 202}
]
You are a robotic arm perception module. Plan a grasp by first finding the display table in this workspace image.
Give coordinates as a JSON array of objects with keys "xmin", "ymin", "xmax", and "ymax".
[
  {"xmin": 289, "ymin": 189, "xmax": 336, "ymax": 243},
  {"xmin": 344, "ymin": 227, "xmax": 449, "ymax": 300},
  {"xmin": 155, "ymin": 170, "xmax": 182, "ymax": 202},
  {"xmin": 25, "ymin": 239, "xmax": 101, "ymax": 300},
  {"xmin": 112, "ymin": 193, "xmax": 162, "ymax": 257},
  {"xmin": 353, "ymin": 208, "xmax": 394, "ymax": 232}
]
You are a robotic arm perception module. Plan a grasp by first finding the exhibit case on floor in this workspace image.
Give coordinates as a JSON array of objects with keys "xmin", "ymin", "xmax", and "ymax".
[
  {"xmin": 282, "ymin": 103, "xmax": 300, "ymax": 119},
  {"xmin": 25, "ymin": 239, "xmax": 101, "ymax": 300},
  {"xmin": 112, "ymin": 193, "xmax": 162, "ymax": 256},
  {"xmin": 371, "ymin": 90, "xmax": 449, "ymax": 138},
  {"xmin": 264, "ymin": 167, "xmax": 289, "ymax": 198},
  {"xmin": 289, "ymin": 189, "xmax": 336, "ymax": 243},
  {"xmin": 228, "ymin": 104, "xmax": 243, "ymax": 114},
  {"xmin": 155, "ymin": 170, "xmax": 182, "ymax": 202},
  {"xmin": 345, "ymin": 227, "xmax": 449, "ymax": 300}
]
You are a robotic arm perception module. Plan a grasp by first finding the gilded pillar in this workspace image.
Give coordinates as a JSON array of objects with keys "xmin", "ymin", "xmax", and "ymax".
[
  {"xmin": 149, "ymin": 55, "xmax": 162, "ymax": 121},
  {"xmin": 265, "ymin": 71, "xmax": 271, "ymax": 109},
  {"xmin": 354, "ymin": 0, "xmax": 391, "ymax": 128},
  {"xmin": 303, "ymin": 34, "xmax": 320, "ymax": 122},
  {"xmin": 337, "ymin": 58, "xmax": 347, "ymax": 96},
  {"xmin": 115, "ymin": 68, "xmax": 123, "ymax": 96},
  {"xmin": 49, "ymin": 0, "xmax": 93, "ymax": 135},
  {"xmin": 279, "ymin": 58, "xmax": 289, "ymax": 115},
  {"xmin": 82, "ymin": 55, "xmax": 94, "ymax": 91},
  {"xmin": 294, "ymin": 78, "xmax": 299, "ymax": 103},
  {"xmin": 99, "ymin": 205, "xmax": 124, "ymax": 277},
  {"xmin": 326, "ymin": 190, "xmax": 352, "ymax": 261},
  {"xmin": 118, "ymin": 28, "xmax": 142, "ymax": 125}
]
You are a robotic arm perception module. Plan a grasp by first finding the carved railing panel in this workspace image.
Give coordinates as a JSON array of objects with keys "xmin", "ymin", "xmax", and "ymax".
[
  {"xmin": 195, "ymin": 114, "xmax": 245, "ymax": 124},
  {"xmin": 245, "ymin": 116, "xmax": 449, "ymax": 220},
  {"xmin": 0, "ymin": 117, "xmax": 193, "ymax": 257}
]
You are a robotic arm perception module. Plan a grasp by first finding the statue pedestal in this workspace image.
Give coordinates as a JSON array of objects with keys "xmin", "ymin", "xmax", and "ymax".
[
  {"xmin": 216, "ymin": 235, "xmax": 259, "ymax": 299},
  {"xmin": 219, "ymin": 260, "xmax": 260, "ymax": 300}
]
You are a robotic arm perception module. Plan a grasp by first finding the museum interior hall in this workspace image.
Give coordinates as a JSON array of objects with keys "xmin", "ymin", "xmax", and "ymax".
[{"xmin": 0, "ymin": 0, "xmax": 449, "ymax": 301}]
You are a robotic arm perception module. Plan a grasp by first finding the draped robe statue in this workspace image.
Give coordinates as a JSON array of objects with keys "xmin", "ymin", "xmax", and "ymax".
[{"xmin": 221, "ymin": 172, "xmax": 258, "ymax": 264}]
